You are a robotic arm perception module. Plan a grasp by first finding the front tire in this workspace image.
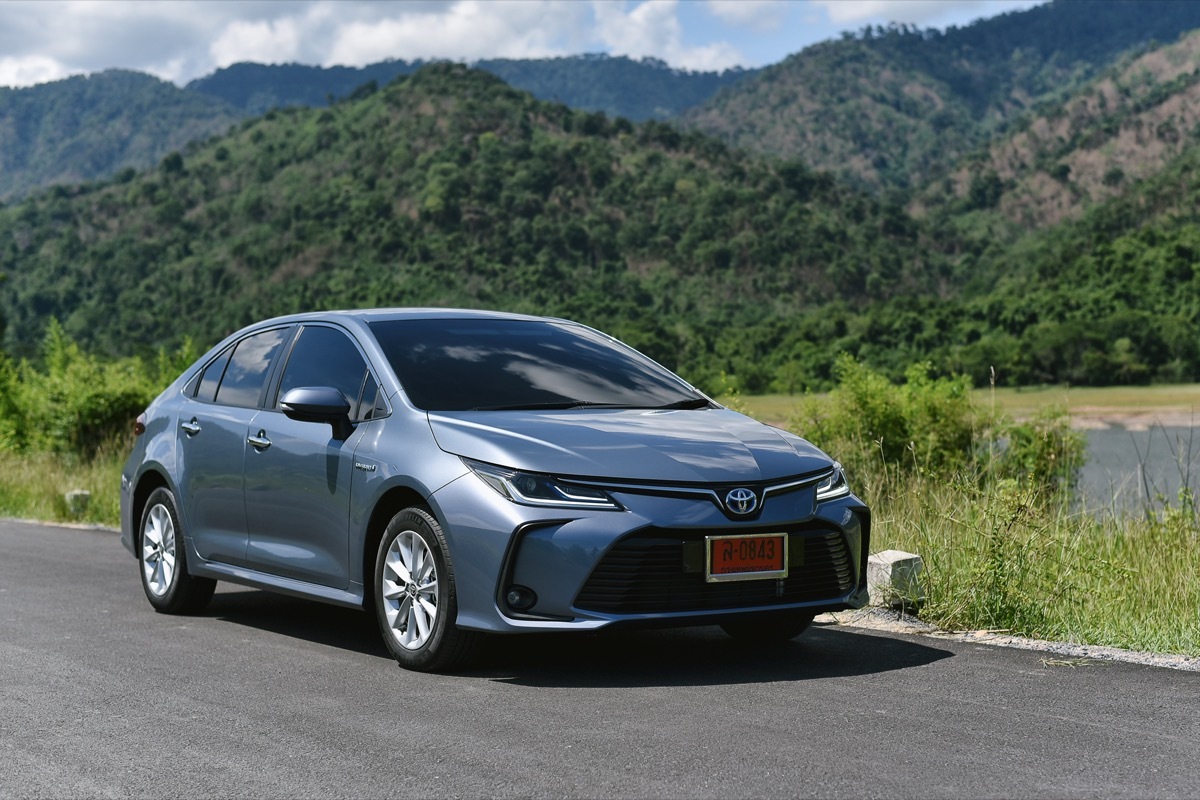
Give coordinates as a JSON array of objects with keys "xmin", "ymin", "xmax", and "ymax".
[
  {"xmin": 139, "ymin": 486, "xmax": 216, "ymax": 614},
  {"xmin": 374, "ymin": 507, "xmax": 479, "ymax": 672}
]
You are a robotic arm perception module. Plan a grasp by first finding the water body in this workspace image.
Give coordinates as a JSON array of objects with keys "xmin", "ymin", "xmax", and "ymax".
[{"xmin": 1079, "ymin": 425, "xmax": 1200, "ymax": 514}]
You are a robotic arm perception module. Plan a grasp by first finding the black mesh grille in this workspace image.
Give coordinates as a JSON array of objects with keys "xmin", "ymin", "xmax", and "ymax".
[{"xmin": 574, "ymin": 529, "xmax": 855, "ymax": 614}]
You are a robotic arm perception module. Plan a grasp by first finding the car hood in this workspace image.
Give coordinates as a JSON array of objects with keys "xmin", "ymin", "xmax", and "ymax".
[{"xmin": 426, "ymin": 408, "xmax": 832, "ymax": 484}]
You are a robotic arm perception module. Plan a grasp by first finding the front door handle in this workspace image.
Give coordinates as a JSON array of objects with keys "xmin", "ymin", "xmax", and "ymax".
[
  {"xmin": 247, "ymin": 431, "xmax": 271, "ymax": 450},
  {"xmin": 180, "ymin": 419, "xmax": 201, "ymax": 435}
]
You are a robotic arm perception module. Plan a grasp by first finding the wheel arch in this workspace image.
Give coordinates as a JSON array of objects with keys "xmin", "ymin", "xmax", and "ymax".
[
  {"xmin": 130, "ymin": 468, "xmax": 171, "ymax": 550},
  {"xmin": 360, "ymin": 485, "xmax": 432, "ymax": 610}
]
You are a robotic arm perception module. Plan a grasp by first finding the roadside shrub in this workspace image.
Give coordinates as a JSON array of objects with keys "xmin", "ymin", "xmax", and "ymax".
[
  {"xmin": 987, "ymin": 406, "xmax": 1086, "ymax": 494},
  {"xmin": 10, "ymin": 320, "xmax": 158, "ymax": 455},
  {"xmin": 0, "ymin": 354, "xmax": 21, "ymax": 450},
  {"xmin": 789, "ymin": 355, "xmax": 980, "ymax": 481},
  {"xmin": 788, "ymin": 355, "xmax": 1083, "ymax": 499}
]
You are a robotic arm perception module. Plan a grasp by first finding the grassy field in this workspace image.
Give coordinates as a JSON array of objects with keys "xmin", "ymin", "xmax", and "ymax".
[{"xmin": 740, "ymin": 383, "xmax": 1200, "ymax": 427}]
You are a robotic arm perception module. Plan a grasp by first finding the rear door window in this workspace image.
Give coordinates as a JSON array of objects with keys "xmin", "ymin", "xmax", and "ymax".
[{"xmin": 214, "ymin": 327, "xmax": 289, "ymax": 409}]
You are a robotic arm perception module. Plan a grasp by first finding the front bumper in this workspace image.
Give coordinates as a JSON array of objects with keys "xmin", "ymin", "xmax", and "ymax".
[{"xmin": 431, "ymin": 471, "xmax": 871, "ymax": 634}]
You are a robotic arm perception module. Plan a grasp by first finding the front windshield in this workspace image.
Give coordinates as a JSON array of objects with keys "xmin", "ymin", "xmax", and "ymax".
[{"xmin": 369, "ymin": 318, "xmax": 704, "ymax": 412}]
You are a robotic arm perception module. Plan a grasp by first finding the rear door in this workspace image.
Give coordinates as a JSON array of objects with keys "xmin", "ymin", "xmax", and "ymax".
[{"xmin": 176, "ymin": 326, "xmax": 291, "ymax": 567}]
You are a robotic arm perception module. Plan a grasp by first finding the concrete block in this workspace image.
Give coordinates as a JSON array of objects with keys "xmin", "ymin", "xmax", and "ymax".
[{"xmin": 867, "ymin": 549, "xmax": 925, "ymax": 609}]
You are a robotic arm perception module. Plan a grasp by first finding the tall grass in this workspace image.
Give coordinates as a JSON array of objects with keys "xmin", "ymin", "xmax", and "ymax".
[
  {"xmin": 785, "ymin": 356, "xmax": 1200, "ymax": 657},
  {"xmin": 0, "ymin": 443, "xmax": 126, "ymax": 526},
  {"xmin": 869, "ymin": 471, "xmax": 1200, "ymax": 656}
]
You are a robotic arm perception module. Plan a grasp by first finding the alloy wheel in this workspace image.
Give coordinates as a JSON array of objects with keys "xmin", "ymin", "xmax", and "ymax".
[
  {"xmin": 142, "ymin": 502, "xmax": 176, "ymax": 597},
  {"xmin": 381, "ymin": 530, "xmax": 439, "ymax": 650}
]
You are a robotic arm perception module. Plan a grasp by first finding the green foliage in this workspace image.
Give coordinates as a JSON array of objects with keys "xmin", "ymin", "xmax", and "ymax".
[
  {"xmin": 0, "ymin": 70, "xmax": 240, "ymax": 202},
  {"xmin": 791, "ymin": 356, "xmax": 980, "ymax": 478},
  {"xmin": 0, "ymin": 64, "xmax": 937, "ymax": 387},
  {"xmin": 685, "ymin": 0, "xmax": 1200, "ymax": 192},
  {"xmin": 788, "ymin": 357, "xmax": 1084, "ymax": 502},
  {"xmin": 989, "ymin": 408, "xmax": 1087, "ymax": 493},
  {"xmin": 7, "ymin": 27, "xmax": 1200, "ymax": 392},
  {"xmin": 13, "ymin": 321, "xmax": 157, "ymax": 455},
  {"xmin": 4, "ymin": 320, "xmax": 158, "ymax": 455}
]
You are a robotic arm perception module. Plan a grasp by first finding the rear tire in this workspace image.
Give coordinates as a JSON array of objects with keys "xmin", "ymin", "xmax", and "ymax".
[
  {"xmin": 720, "ymin": 611, "xmax": 815, "ymax": 644},
  {"xmin": 139, "ymin": 487, "xmax": 216, "ymax": 614},
  {"xmin": 374, "ymin": 507, "xmax": 479, "ymax": 672}
]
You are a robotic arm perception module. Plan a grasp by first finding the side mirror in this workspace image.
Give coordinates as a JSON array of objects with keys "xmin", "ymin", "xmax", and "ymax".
[{"xmin": 280, "ymin": 386, "xmax": 353, "ymax": 440}]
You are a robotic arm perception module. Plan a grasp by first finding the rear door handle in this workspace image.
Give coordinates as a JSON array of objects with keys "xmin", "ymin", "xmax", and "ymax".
[
  {"xmin": 247, "ymin": 431, "xmax": 271, "ymax": 450},
  {"xmin": 180, "ymin": 419, "xmax": 201, "ymax": 435}
]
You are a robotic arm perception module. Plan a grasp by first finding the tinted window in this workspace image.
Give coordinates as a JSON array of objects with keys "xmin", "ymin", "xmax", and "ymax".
[
  {"xmin": 277, "ymin": 325, "xmax": 368, "ymax": 413},
  {"xmin": 369, "ymin": 319, "xmax": 698, "ymax": 411},
  {"xmin": 214, "ymin": 327, "xmax": 288, "ymax": 409},
  {"xmin": 195, "ymin": 346, "xmax": 233, "ymax": 402},
  {"xmin": 356, "ymin": 373, "xmax": 386, "ymax": 422}
]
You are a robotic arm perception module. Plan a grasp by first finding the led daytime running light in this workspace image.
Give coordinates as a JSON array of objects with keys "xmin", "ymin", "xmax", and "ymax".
[{"xmin": 465, "ymin": 459, "xmax": 619, "ymax": 510}]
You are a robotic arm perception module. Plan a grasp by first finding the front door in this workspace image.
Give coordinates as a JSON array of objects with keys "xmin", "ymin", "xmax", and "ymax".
[{"xmin": 243, "ymin": 324, "xmax": 372, "ymax": 589}]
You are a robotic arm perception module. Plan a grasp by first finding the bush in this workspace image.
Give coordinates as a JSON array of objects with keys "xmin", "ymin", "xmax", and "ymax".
[
  {"xmin": 789, "ymin": 355, "xmax": 980, "ymax": 480},
  {"xmin": 788, "ymin": 355, "xmax": 1083, "ymax": 497},
  {"xmin": 2, "ymin": 320, "xmax": 161, "ymax": 455}
]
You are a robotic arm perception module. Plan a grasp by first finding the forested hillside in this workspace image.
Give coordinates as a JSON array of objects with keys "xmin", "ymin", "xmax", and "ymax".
[
  {"xmin": 684, "ymin": 0, "xmax": 1200, "ymax": 192},
  {"xmin": 920, "ymin": 29, "xmax": 1200, "ymax": 230},
  {"xmin": 4, "ymin": 61, "xmax": 1199, "ymax": 392},
  {"xmin": 189, "ymin": 55, "xmax": 756, "ymax": 122},
  {"xmin": 0, "ymin": 65, "xmax": 938, "ymax": 392},
  {"xmin": 0, "ymin": 55, "xmax": 753, "ymax": 202},
  {"xmin": 0, "ymin": 70, "xmax": 239, "ymax": 201},
  {"xmin": 4, "ymin": 1, "xmax": 1200, "ymax": 392}
]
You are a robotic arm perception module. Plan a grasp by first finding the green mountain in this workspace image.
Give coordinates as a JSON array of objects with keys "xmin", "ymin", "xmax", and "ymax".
[
  {"xmin": 5, "ymin": 2, "xmax": 1200, "ymax": 391},
  {"xmin": 0, "ymin": 65, "xmax": 936, "ymax": 393},
  {"xmin": 0, "ymin": 70, "xmax": 239, "ymax": 201},
  {"xmin": 919, "ymin": 29, "xmax": 1200, "ymax": 230},
  {"xmin": 1, "ymin": 56, "xmax": 754, "ymax": 203},
  {"xmin": 684, "ymin": 0, "xmax": 1200, "ymax": 192},
  {"xmin": 188, "ymin": 54, "xmax": 757, "ymax": 122}
]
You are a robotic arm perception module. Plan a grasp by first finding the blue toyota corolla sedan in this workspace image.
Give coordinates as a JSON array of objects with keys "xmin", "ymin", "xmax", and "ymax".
[{"xmin": 120, "ymin": 309, "xmax": 870, "ymax": 671}]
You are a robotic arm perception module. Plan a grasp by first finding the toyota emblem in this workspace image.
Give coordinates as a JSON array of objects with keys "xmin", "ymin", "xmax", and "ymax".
[{"xmin": 724, "ymin": 488, "xmax": 758, "ymax": 515}]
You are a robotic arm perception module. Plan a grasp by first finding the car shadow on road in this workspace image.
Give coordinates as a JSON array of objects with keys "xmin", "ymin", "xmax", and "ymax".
[
  {"xmin": 465, "ymin": 623, "xmax": 953, "ymax": 688},
  {"xmin": 204, "ymin": 588, "xmax": 391, "ymax": 659},
  {"xmin": 203, "ymin": 589, "xmax": 952, "ymax": 687}
]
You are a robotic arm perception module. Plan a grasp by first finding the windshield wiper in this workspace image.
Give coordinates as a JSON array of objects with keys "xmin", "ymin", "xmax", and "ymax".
[
  {"xmin": 653, "ymin": 397, "xmax": 713, "ymax": 410},
  {"xmin": 471, "ymin": 400, "xmax": 633, "ymax": 411}
]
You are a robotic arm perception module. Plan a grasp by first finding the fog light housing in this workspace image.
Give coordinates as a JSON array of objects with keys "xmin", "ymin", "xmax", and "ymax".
[{"xmin": 505, "ymin": 585, "xmax": 537, "ymax": 611}]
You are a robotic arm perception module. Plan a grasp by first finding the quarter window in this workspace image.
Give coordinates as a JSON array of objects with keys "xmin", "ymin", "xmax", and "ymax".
[{"xmin": 194, "ymin": 346, "xmax": 233, "ymax": 402}]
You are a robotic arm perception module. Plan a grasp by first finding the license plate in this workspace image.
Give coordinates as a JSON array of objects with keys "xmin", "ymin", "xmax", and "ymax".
[{"xmin": 705, "ymin": 533, "xmax": 788, "ymax": 583}]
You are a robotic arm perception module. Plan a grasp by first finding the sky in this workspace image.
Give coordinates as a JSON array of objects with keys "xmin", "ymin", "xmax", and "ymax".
[{"xmin": 0, "ymin": 0, "xmax": 1047, "ymax": 89}]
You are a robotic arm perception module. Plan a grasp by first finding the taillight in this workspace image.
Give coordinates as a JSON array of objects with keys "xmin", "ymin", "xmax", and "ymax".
[{"xmin": 134, "ymin": 414, "xmax": 146, "ymax": 437}]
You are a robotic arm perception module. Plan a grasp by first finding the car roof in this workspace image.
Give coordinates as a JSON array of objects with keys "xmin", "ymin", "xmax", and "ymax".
[{"xmin": 254, "ymin": 308, "xmax": 570, "ymax": 327}]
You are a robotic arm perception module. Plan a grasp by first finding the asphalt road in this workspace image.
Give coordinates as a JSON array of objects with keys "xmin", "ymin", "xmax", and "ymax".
[{"xmin": 2, "ymin": 520, "xmax": 1198, "ymax": 799}]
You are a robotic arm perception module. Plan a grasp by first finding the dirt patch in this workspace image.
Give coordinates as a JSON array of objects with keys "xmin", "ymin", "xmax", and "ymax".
[{"xmin": 1068, "ymin": 409, "xmax": 1200, "ymax": 431}]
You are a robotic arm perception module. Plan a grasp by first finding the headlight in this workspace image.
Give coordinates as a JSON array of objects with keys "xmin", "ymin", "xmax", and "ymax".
[
  {"xmin": 464, "ymin": 459, "xmax": 620, "ymax": 510},
  {"xmin": 815, "ymin": 463, "xmax": 851, "ymax": 502}
]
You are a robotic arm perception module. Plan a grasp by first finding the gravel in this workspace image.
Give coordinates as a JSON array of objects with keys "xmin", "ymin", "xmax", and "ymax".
[{"xmin": 818, "ymin": 607, "xmax": 1200, "ymax": 672}]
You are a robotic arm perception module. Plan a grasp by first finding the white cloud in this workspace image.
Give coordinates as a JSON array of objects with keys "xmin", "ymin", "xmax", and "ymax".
[
  {"xmin": 0, "ymin": 56, "xmax": 75, "ymax": 88},
  {"xmin": 593, "ymin": 0, "xmax": 744, "ymax": 71},
  {"xmin": 210, "ymin": 17, "xmax": 305, "ymax": 67},
  {"xmin": 704, "ymin": 0, "xmax": 791, "ymax": 32},
  {"xmin": 811, "ymin": 0, "xmax": 1041, "ymax": 28},
  {"xmin": 325, "ymin": 1, "xmax": 589, "ymax": 66}
]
